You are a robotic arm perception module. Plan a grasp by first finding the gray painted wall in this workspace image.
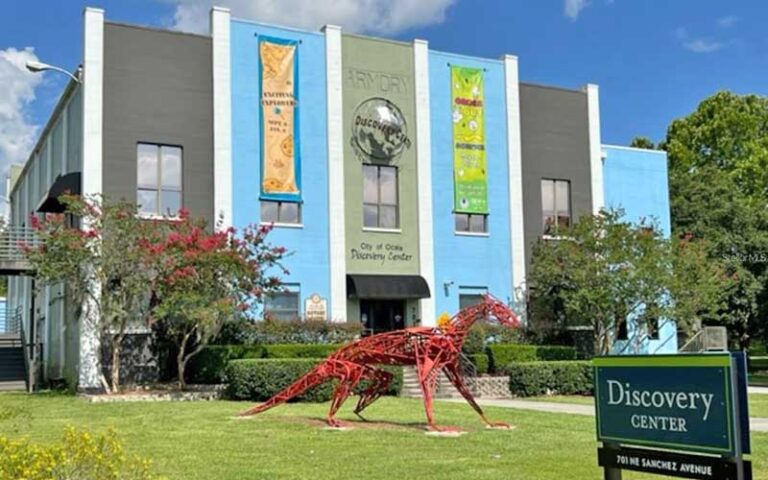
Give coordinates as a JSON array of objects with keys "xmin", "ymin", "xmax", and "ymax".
[
  {"xmin": 519, "ymin": 83, "xmax": 593, "ymax": 264},
  {"xmin": 103, "ymin": 23, "xmax": 214, "ymax": 223}
]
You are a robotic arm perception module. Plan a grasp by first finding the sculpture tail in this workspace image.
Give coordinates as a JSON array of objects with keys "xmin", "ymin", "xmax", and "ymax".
[{"xmin": 238, "ymin": 363, "xmax": 330, "ymax": 417}]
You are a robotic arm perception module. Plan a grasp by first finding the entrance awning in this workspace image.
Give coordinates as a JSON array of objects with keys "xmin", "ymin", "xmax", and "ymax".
[
  {"xmin": 37, "ymin": 172, "xmax": 81, "ymax": 213},
  {"xmin": 347, "ymin": 274, "xmax": 431, "ymax": 300}
]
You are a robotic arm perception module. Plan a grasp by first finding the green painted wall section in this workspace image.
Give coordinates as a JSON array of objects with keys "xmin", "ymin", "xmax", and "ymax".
[{"xmin": 342, "ymin": 35, "xmax": 420, "ymax": 276}]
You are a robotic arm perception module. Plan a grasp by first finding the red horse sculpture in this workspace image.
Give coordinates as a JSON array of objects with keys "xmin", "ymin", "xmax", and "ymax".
[{"xmin": 239, "ymin": 294, "xmax": 520, "ymax": 431}]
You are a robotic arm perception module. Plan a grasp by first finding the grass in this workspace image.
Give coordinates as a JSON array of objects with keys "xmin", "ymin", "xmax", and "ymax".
[{"xmin": 0, "ymin": 392, "xmax": 764, "ymax": 480}]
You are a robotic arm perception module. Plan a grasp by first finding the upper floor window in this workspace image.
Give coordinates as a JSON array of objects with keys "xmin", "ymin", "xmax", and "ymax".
[
  {"xmin": 541, "ymin": 179, "xmax": 571, "ymax": 236},
  {"xmin": 363, "ymin": 164, "xmax": 398, "ymax": 229},
  {"xmin": 137, "ymin": 143, "xmax": 182, "ymax": 217},
  {"xmin": 261, "ymin": 201, "xmax": 301, "ymax": 225},
  {"xmin": 455, "ymin": 213, "xmax": 488, "ymax": 234}
]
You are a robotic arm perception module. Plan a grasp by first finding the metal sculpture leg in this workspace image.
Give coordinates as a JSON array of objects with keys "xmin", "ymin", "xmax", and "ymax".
[
  {"xmin": 416, "ymin": 358, "xmax": 443, "ymax": 431},
  {"xmin": 326, "ymin": 361, "xmax": 367, "ymax": 427},
  {"xmin": 354, "ymin": 368, "xmax": 394, "ymax": 419},
  {"xmin": 443, "ymin": 363, "xmax": 511, "ymax": 429}
]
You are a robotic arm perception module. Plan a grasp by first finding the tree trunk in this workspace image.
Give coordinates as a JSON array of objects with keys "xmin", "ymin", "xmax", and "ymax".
[
  {"xmin": 110, "ymin": 335, "xmax": 122, "ymax": 393},
  {"xmin": 177, "ymin": 332, "xmax": 192, "ymax": 390}
]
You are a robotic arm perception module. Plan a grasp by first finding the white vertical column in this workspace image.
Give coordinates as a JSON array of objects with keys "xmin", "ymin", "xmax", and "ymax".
[
  {"xmin": 503, "ymin": 55, "xmax": 526, "ymax": 295},
  {"xmin": 79, "ymin": 6, "xmax": 104, "ymax": 390},
  {"xmin": 585, "ymin": 83, "xmax": 604, "ymax": 214},
  {"xmin": 413, "ymin": 39, "xmax": 435, "ymax": 327},
  {"xmin": 323, "ymin": 25, "xmax": 346, "ymax": 322},
  {"xmin": 211, "ymin": 7, "xmax": 232, "ymax": 229}
]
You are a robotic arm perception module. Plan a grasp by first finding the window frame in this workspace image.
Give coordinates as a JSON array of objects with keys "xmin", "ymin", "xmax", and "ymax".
[
  {"xmin": 260, "ymin": 200, "xmax": 303, "ymax": 226},
  {"xmin": 454, "ymin": 212, "xmax": 489, "ymax": 234},
  {"xmin": 541, "ymin": 178, "xmax": 571, "ymax": 237},
  {"xmin": 264, "ymin": 285, "xmax": 301, "ymax": 321},
  {"xmin": 136, "ymin": 142, "xmax": 183, "ymax": 218},
  {"xmin": 362, "ymin": 164, "xmax": 399, "ymax": 230}
]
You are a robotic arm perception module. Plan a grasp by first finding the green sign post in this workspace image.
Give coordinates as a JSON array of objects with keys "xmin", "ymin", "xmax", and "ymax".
[{"xmin": 594, "ymin": 353, "xmax": 751, "ymax": 480}]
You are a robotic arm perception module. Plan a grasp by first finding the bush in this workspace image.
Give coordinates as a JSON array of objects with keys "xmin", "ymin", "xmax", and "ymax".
[
  {"xmin": 500, "ymin": 361, "xmax": 593, "ymax": 397},
  {"xmin": 213, "ymin": 318, "xmax": 363, "ymax": 345},
  {"xmin": 467, "ymin": 354, "xmax": 489, "ymax": 375},
  {"xmin": 224, "ymin": 359, "xmax": 402, "ymax": 402},
  {"xmin": 749, "ymin": 356, "xmax": 768, "ymax": 372},
  {"xmin": 0, "ymin": 427, "xmax": 163, "ymax": 480},
  {"xmin": 263, "ymin": 344, "xmax": 341, "ymax": 359},
  {"xmin": 487, "ymin": 344, "xmax": 577, "ymax": 372},
  {"xmin": 186, "ymin": 345, "xmax": 265, "ymax": 384}
]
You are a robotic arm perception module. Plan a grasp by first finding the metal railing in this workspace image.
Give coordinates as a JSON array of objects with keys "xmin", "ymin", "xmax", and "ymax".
[
  {"xmin": 679, "ymin": 326, "xmax": 728, "ymax": 353},
  {"xmin": 0, "ymin": 226, "xmax": 38, "ymax": 262},
  {"xmin": 0, "ymin": 305, "xmax": 21, "ymax": 335}
]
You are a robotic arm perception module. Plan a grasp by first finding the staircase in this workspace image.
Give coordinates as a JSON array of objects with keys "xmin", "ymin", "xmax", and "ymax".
[
  {"xmin": 0, "ymin": 334, "xmax": 26, "ymax": 391},
  {"xmin": 400, "ymin": 366, "xmax": 463, "ymax": 399}
]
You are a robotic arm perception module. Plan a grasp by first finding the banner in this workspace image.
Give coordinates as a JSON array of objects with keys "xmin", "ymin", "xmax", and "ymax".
[
  {"xmin": 260, "ymin": 37, "xmax": 300, "ymax": 201},
  {"xmin": 451, "ymin": 66, "xmax": 487, "ymax": 214}
]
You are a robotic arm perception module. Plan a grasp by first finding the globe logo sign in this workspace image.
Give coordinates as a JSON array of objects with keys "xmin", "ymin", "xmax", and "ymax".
[{"xmin": 351, "ymin": 97, "xmax": 412, "ymax": 162}]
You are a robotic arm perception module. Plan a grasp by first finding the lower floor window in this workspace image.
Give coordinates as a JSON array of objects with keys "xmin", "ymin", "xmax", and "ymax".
[
  {"xmin": 455, "ymin": 213, "xmax": 488, "ymax": 233},
  {"xmin": 264, "ymin": 286, "xmax": 300, "ymax": 321},
  {"xmin": 261, "ymin": 201, "xmax": 301, "ymax": 224},
  {"xmin": 459, "ymin": 287, "xmax": 488, "ymax": 310}
]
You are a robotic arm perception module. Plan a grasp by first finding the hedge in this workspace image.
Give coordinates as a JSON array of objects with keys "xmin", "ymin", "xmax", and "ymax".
[
  {"xmin": 187, "ymin": 345, "xmax": 265, "ymax": 384},
  {"xmin": 500, "ymin": 361, "xmax": 593, "ymax": 397},
  {"xmin": 749, "ymin": 356, "xmax": 768, "ymax": 372},
  {"xmin": 467, "ymin": 354, "xmax": 489, "ymax": 375},
  {"xmin": 224, "ymin": 359, "xmax": 403, "ymax": 402},
  {"xmin": 487, "ymin": 344, "xmax": 577, "ymax": 372},
  {"xmin": 262, "ymin": 344, "xmax": 341, "ymax": 359}
]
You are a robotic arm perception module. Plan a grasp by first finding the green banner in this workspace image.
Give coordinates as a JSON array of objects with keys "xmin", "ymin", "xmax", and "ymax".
[{"xmin": 451, "ymin": 66, "xmax": 487, "ymax": 214}]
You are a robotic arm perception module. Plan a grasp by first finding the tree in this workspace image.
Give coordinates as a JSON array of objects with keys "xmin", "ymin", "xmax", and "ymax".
[
  {"xmin": 666, "ymin": 91, "xmax": 768, "ymax": 347},
  {"xmin": 629, "ymin": 136, "xmax": 657, "ymax": 150},
  {"xmin": 527, "ymin": 210, "xmax": 729, "ymax": 355},
  {"xmin": 142, "ymin": 211, "xmax": 288, "ymax": 389},
  {"xmin": 23, "ymin": 195, "xmax": 155, "ymax": 392}
]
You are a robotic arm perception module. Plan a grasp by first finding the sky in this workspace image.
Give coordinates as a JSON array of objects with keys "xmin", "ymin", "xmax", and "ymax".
[{"xmin": 2, "ymin": 0, "xmax": 768, "ymax": 182}]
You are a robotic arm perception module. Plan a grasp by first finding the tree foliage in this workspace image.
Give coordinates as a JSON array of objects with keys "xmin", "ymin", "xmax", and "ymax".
[
  {"xmin": 629, "ymin": 136, "xmax": 657, "ymax": 150},
  {"xmin": 527, "ymin": 210, "xmax": 728, "ymax": 355}
]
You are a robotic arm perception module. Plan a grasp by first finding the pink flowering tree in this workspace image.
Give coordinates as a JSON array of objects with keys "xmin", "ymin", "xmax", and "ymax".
[
  {"xmin": 143, "ymin": 211, "xmax": 288, "ymax": 389},
  {"xmin": 23, "ymin": 195, "xmax": 157, "ymax": 392}
]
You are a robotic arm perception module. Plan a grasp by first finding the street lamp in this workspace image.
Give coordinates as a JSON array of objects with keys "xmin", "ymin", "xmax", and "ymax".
[{"xmin": 25, "ymin": 60, "xmax": 81, "ymax": 83}]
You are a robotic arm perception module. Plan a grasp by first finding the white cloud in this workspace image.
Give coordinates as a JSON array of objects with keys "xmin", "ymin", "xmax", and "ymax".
[
  {"xmin": 166, "ymin": 0, "xmax": 456, "ymax": 35},
  {"xmin": 0, "ymin": 47, "xmax": 43, "ymax": 177},
  {"xmin": 564, "ymin": 0, "xmax": 590, "ymax": 20},
  {"xmin": 717, "ymin": 15, "xmax": 739, "ymax": 28},
  {"xmin": 674, "ymin": 27, "xmax": 724, "ymax": 54}
]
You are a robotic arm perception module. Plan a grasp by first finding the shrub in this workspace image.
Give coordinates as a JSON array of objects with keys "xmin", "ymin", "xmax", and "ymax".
[
  {"xmin": 487, "ymin": 344, "xmax": 577, "ymax": 372},
  {"xmin": 213, "ymin": 318, "xmax": 363, "ymax": 345},
  {"xmin": 263, "ymin": 344, "xmax": 341, "ymax": 359},
  {"xmin": 500, "ymin": 361, "xmax": 593, "ymax": 397},
  {"xmin": 0, "ymin": 427, "xmax": 163, "ymax": 480},
  {"xmin": 224, "ymin": 359, "xmax": 402, "ymax": 402},
  {"xmin": 467, "ymin": 354, "xmax": 489, "ymax": 375},
  {"xmin": 749, "ymin": 356, "xmax": 768, "ymax": 372},
  {"xmin": 186, "ymin": 345, "xmax": 265, "ymax": 384}
]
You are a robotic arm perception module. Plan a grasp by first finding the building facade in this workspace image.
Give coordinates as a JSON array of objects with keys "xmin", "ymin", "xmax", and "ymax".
[{"xmin": 6, "ymin": 7, "xmax": 675, "ymax": 389}]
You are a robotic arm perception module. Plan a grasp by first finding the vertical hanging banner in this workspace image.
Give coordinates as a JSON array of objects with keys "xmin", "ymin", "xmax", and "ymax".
[
  {"xmin": 260, "ymin": 36, "xmax": 300, "ymax": 201},
  {"xmin": 451, "ymin": 66, "xmax": 487, "ymax": 214}
]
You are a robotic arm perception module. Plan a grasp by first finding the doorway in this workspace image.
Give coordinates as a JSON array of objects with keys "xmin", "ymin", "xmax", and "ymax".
[{"xmin": 360, "ymin": 300, "xmax": 405, "ymax": 335}]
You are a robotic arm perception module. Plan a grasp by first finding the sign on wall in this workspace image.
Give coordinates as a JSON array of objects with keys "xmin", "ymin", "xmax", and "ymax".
[
  {"xmin": 594, "ymin": 354, "xmax": 751, "ymax": 479},
  {"xmin": 451, "ymin": 66, "xmax": 487, "ymax": 214},
  {"xmin": 259, "ymin": 36, "xmax": 301, "ymax": 201},
  {"xmin": 304, "ymin": 294, "xmax": 327, "ymax": 321}
]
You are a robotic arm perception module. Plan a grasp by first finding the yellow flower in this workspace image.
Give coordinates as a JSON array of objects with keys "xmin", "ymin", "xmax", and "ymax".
[{"xmin": 437, "ymin": 312, "xmax": 452, "ymax": 329}]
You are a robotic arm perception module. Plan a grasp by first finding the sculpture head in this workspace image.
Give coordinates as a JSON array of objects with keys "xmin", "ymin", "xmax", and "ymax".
[{"xmin": 478, "ymin": 294, "xmax": 521, "ymax": 329}]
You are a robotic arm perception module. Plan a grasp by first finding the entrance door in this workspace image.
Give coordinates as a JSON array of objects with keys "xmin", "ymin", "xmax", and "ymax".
[{"xmin": 360, "ymin": 300, "xmax": 405, "ymax": 335}]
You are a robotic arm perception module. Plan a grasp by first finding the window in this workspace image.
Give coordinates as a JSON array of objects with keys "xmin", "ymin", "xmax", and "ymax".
[
  {"xmin": 455, "ymin": 213, "xmax": 488, "ymax": 233},
  {"xmin": 137, "ymin": 143, "xmax": 182, "ymax": 216},
  {"xmin": 260, "ymin": 201, "xmax": 301, "ymax": 225},
  {"xmin": 647, "ymin": 318, "xmax": 659, "ymax": 340},
  {"xmin": 616, "ymin": 319, "xmax": 628, "ymax": 341},
  {"xmin": 541, "ymin": 179, "xmax": 571, "ymax": 236},
  {"xmin": 459, "ymin": 287, "xmax": 488, "ymax": 310},
  {"xmin": 363, "ymin": 164, "xmax": 398, "ymax": 229},
  {"xmin": 264, "ymin": 286, "xmax": 300, "ymax": 321}
]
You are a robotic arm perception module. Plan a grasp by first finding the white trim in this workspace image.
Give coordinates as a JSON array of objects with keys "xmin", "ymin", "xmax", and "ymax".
[
  {"xmin": 601, "ymin": 144, "xmax": 667, "ymax": 155},
  {"xmin": 259, "ymin": 222, "xmax": 304, "ymax": 229},
  {"xmin": 413, "ymin": 39, "xmax": 436, "ymax": 327},
  {"xmin": 79, "ymin": 7, "xmax": 104, "ymax": 390},
  {"xmin": 323, "ymin": 25, "xmax": 346, "ymax": 323},
  {"xmin": 362, "ymin": 227, "xmax": 402, "ymax": 234},
  {"xmin": 211, "ymin": 7, "xmax": 233, "ymax": 229},
  {"xmin": 503, "ymin": 55, "xmax": 526, "ymax": 294},
  {"xmin": 585, "ymin": 83, "xmax": 604, "ymax": 215},
  {"xmin": 455, "ymin": 231, "xmax": 490, "ymax": 238}
]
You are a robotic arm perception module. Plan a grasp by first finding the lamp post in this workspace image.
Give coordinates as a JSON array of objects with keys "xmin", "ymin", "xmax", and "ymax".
[{"xmin": 25, "ymin": 60, "xmax": 81, "ymax": 83}]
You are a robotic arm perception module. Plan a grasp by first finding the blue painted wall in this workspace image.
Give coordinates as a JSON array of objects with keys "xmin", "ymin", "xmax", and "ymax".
[
  {"xmin": 231, "ymin": 20, "xmax": 330, "ymax": 317},
  {"xmin": 603, "ymin": 145, "xmax": 677, "ymax": 353},
  {"xmin": 429, "ymin": 51, "xmax": 513, "ymax": 319}
]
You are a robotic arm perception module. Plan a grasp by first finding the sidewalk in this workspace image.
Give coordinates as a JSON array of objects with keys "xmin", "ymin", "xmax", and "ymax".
[{"xmin": 441, "ymin": 398, "xmax": 768, "ymax": 432}]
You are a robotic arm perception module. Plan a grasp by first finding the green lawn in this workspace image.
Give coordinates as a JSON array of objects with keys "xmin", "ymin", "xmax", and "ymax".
[{"xmin": 0, "ymin": 392, "xmax": 764, "ymax": 480}]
